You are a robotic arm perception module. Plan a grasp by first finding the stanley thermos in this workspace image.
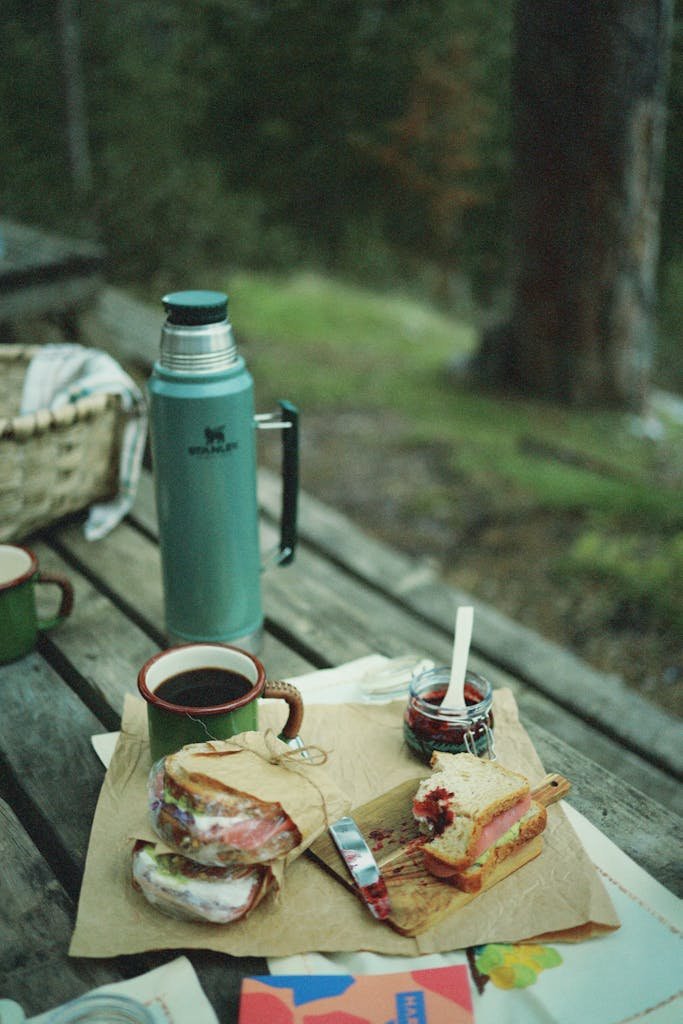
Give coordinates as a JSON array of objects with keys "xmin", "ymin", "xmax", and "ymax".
[{"xmin": 148, "ymin": 290, "xmax": 298, "ymax": 653}]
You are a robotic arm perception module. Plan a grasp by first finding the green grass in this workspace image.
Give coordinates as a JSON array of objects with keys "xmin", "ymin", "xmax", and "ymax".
[
  {"xmin": 229, "ymin": 269, "xmax": 475, "ymax": 407},
  {"xmin": 227, "ymin": 269, "xmax": 683, "ymax": 528},
  {"xmin": 563, "ymin": 530, "xmax": 683, "ymax": 631}
]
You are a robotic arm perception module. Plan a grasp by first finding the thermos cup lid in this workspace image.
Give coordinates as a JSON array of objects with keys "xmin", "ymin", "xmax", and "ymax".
[{"xmin": 163, "ymin": 290, "xmax": 228, "ymax": 326}]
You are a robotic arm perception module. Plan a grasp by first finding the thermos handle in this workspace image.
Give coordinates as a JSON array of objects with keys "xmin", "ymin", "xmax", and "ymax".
[
  {"xmin": 277, "ymin": 400, "xmax": 299, "ymax": 565},
  {"xmin": 255, "ymin": 400, "xmax": 299, "ymax": 567}
]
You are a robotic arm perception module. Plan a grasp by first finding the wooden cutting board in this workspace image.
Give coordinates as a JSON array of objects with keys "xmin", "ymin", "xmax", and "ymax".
[{"xmin": 307, "ymin": 773, "xmax": 569, "ymax": 937}]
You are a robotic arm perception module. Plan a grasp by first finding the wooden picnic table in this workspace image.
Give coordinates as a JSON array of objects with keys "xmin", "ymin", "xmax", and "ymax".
[{"xmin": 1, "ymin": 460, "xmax": 681, "ymax": 1019}]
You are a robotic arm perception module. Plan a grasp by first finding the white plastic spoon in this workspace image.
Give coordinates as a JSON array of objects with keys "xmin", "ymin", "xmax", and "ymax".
[{"xmin": 441, "ymin": 605, "xmax": 474, "ymax": 708}]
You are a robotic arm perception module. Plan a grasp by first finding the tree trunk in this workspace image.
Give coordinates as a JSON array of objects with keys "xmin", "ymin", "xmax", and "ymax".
[
  {"xmin": 58, "ymin": 0, "xmax": 93, "ymax": 201},
  {"xmin": 475, "ymin": 0, "xmax": 673, "ymax": 410}
]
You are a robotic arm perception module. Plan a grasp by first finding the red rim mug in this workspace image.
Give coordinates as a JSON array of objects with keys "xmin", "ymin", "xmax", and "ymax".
[
  {"xmin": 0, "ymin": 544, "xmax": 74, "ymax": 665},
  {"xmin": 137, "ymin": 642, "xmax": 304, "ymax": 762}
]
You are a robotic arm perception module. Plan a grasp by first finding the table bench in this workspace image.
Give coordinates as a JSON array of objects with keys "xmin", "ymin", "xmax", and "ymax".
[{"xmin": 0, "ymin": 219, "xmax": 105, "ymax": 326}]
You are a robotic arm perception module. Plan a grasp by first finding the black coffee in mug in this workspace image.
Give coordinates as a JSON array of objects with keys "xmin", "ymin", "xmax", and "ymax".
[{"xmin": 154, "ymin": 667, "xmax": 253, "ymax": 708}]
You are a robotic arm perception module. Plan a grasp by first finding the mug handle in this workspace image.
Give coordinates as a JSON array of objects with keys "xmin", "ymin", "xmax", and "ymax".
[
  {"xmin": 35, "ymin": 572, "xmax": 75, "ymax": 631},
  {"xmin": 263, "ymin": 679, "xmax": 304, "ymax": 740}
]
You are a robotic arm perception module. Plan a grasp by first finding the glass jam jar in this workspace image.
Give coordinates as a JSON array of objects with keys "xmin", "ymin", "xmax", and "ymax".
[
  {"xmin": 47, "ymin": 994, "xmax": 161, "ymax": 1024},
  {"xmin": 403, "ymin": 666, "xmax": 495, "ymax": 763}
]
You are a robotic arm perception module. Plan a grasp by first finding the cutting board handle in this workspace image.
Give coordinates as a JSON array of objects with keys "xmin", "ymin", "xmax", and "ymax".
[{"xmin": 531, "ymin": 772, "xmax": 571, "ymax": 806}]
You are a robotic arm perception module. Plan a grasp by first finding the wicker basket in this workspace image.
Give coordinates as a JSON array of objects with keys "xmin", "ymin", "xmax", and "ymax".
[{"xmin": 0, "ymin": 345, "xmax": 125, "ymax": 542}]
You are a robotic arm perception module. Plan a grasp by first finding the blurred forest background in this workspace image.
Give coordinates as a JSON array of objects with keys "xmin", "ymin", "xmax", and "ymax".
[
  {"xmin": 1, "ymin": 0, "xmax": 681, "ymax": 713},
  {"xmin": 3, "ymin": 0, "xmax": 680, "ymax": 375},
  {"xmin": 3, "ymin": 1, "xmax": 518, "ymax": 307}
]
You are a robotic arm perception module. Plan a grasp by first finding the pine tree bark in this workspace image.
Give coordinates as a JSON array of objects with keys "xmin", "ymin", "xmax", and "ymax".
[
  {"xmin": 58, "ymin": 0, "xmax": 93, "ymax": 200},
  {"xmin": 475, "ymin": 0, "xmax": 673, "ymax": 410}
]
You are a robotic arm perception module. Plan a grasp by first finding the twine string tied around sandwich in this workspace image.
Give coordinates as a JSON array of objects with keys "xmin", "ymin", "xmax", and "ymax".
[
  {"xmin": 181, "ymin": 717, "xmax": 328, "ymax": 764},
  {"xmin": 261, "ymin": 729, "xmax": 336, "ymax": 828},
  {"xmin": 198, "ymin": 729, "xmax": 336, "ymax": 828},
  {"xmin": 195, "ymin": 728, "xmax": 329, "ymax": 767},
  {"xmin": 263, "ymin": 728, "xmax": 329, "ymax": 768}
]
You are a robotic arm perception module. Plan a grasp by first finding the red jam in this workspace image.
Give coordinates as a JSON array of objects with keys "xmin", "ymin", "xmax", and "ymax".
[
  {"xmin": 423, "ymin": 682, "xmax": 482, "ymax": 710},
  {"xmin": 413, "ymin": 785, "xmax": 455, "ymax": 834},
  {"xmin": 357, "ymin": 878, "xmax": 392, "ymax": 920}
]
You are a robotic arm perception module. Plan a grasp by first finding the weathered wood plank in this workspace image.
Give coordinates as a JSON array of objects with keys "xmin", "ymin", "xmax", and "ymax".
[
  {"xmin": 0, "ymin": 218, "xmax": 104, "ymax": 277},
  {"xmin": 1, "ymin": 544, "xmax": 269, "ymax": 1015},
  {"xmin": 526, "ymin": 726, "xmax": 683, "ymax": 896},
  {"xmin": 33, "ymin": 541, "xmax": 159, "ymax": 724},
  {"xmin": 0, "ymin": 218, "xmax": 104, "ymax": 321},
  {"xmin": 77, "ymin": 285, "xmax": 160, "ymax": 367},
  {"xmin": 0, "ymin": 276, "xmax": 103, "ymax": 321},
  {"xmin": 0, "ymin": 654, "xmax": 108, "ymax": 894},
  {"xmin": 0, "ymin": 798, "xmax": 123, "ymax": 1013},
  {"xmin": 256, "ymin": 467, "xmax": 683, "ymax": 780},
  {"xmin": 0, "ymin": 670, "xmax": 264, "ymax": 1019},
  {"xmin": 507, "ymin": 684, "xmax": 683, "ymax": 818}
]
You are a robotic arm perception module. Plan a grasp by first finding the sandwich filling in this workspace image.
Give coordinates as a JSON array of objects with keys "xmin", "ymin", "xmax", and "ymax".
[
  {"xmin": 414, "ymin": 789, "xmax": 531, "ymax": 853},
  {"xmin": 463, "ymin": 807, "xmax": 543, "ymax": 873},
  {"xmin": 132, "ymin": 841, "xmax": 272, "ymax": 923},
  {"xmin": 161, "ymin": 788, "xmax": 294, "ymax": 851},
  {"xmin": 471, "ymin": 793, "xmax": 531, "ymax": 857},
  {"xmin": 422, "ymin": 802, "xmax": 541, "ymax": 879}
]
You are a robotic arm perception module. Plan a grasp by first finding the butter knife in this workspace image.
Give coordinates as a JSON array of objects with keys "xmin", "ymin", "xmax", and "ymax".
[{"xmin": 328, "ymin": 816, "xmax": 391, "ymax": 920}]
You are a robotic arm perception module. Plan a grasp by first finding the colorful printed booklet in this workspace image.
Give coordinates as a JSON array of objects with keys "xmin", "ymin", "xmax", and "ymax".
[{"xmin": 238, "ymin": 966, "xmax": 474, "ymax": 1024}]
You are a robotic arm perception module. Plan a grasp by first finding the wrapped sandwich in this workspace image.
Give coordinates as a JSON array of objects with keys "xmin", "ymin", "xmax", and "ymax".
[
  {"xmin": 131, "ymin": 841, "xmax": 274, "ymax": 924},
  {"xmin": 148, "ymin": 752, "xmax": 301, "ymax": 866},
  {"xmin": 148, "ymin": 733, "xmax": 350, "ymax": 866},
  {"xmin": 133, "ymin": 731, "xmax": 351, "ymax": 924},
  {"xmin": 413, "ymin": 752, "xmax": 547, "ymax": 892}
]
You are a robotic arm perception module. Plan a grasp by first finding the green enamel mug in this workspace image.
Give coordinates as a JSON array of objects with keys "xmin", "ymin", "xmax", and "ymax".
[
  {"xmin": 0, "ymin": 544, "xmax": 74, "ymax": 664},
  {"xmin": 137, "ymin": 642, "xmax": 304, "ymax": 762}
]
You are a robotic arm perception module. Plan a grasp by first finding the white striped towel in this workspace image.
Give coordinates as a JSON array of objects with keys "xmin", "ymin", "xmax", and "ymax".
[{"xmin": 20, "ymin": 343, "xmax": 148, "ymax": 540}]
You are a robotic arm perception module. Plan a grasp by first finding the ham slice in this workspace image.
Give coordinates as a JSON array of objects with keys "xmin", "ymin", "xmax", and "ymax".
[{"xmin": 472, "ymin": 794, "xmax": 531, "ymax": 858}]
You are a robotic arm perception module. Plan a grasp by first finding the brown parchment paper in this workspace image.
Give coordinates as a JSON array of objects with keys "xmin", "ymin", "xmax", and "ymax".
[{"xmin": 70, "ymin": 688, "xmax": 619, "ymax": 958}]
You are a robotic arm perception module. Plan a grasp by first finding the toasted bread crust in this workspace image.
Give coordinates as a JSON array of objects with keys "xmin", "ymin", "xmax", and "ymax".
[{"xmin": 164, "ymin": 766, "xmax": 275, "ymax": 818}]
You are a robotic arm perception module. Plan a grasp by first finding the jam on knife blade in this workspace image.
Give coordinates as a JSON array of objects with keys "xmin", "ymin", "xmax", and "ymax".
[{"xmin": 329, "ymin": 816, "xmax": 391, "ymax": 920}]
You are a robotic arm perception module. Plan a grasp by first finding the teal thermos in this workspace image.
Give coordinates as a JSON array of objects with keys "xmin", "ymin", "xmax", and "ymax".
[{"xmin": 148, "ymin": 290, "xmax": 298, "ymax": 653}]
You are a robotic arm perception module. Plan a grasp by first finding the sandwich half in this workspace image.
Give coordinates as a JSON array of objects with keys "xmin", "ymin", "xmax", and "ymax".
[
  {"xmin": 149, "ymin": 743, "xmax": 302, "ymax": 866},
  {"xmin": 131, "ymin": 840, "xmax": 274, "ymax": 923},
  {"xmin": 413, "ymin": 752, "xmax": 547, "ymax": 892}
]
